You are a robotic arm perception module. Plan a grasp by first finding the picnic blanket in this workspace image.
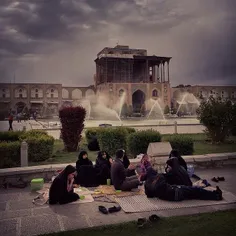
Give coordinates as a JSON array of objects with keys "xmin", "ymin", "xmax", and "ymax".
[
  {"xmin": 32, "ymin": 185, "xmax": 94, "ymax": 206},
  {"xmin": 92, "ymin": 185, "xmax": 145, "ymax": 198},
  {"xmin": 115, "ymin": 189, "xmax": 236, "ymax": 213}
]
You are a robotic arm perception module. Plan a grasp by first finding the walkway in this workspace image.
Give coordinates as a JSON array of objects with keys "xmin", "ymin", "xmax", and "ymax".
[{"xmin": 0, "ymin": 166, "xmax": 236, "ymax": 236}]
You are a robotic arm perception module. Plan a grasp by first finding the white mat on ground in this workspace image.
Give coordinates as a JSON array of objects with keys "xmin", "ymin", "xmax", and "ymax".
[
  {"xmin": 35, "ymin": 187, "xmax": 94, "ymax": 205},
  {"xmin": 115, "ymin": 191, "xmax": 236, "ymax": 213}
]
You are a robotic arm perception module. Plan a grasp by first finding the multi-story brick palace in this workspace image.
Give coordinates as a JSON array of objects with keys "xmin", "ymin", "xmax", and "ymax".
[{"xmin": 0, "ymin": 45, "xmax": 235, "ymax": 118}]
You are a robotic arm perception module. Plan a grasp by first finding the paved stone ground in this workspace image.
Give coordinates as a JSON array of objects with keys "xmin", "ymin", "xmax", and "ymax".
[{"xmin": 0, "ymin": 166, "xmax": 236, "ymax": 236}]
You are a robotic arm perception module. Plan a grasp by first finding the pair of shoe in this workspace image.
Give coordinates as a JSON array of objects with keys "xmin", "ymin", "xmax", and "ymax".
[
  {"xmin": 211, "ymin": 177, "xmax": 225, "ymax": 182},
  {"xmin": 137, "ymin": 214, "xmax": 160, "ymax": 228},
  {"xmin": 98, "ymin": 205, "xmax": 121, "ymax": 214}
]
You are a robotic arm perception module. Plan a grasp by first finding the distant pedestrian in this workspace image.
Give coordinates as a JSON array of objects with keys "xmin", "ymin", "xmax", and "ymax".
[{"xmin": 8, "ymin": 113, "xmax": 13, "ymax": 131}]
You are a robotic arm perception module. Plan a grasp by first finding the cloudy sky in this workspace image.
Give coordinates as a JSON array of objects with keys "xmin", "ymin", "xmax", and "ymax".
[{"xmin": 0, "ymin": 0, "xmax": 235, "ymax": 86}]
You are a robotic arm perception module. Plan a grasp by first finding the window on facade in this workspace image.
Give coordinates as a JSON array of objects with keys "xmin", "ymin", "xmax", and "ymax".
[
  {"xmin": 51, "ymin": 94, "xmax": 54, "ymax": 98},
  {"xmin": 35, "ymin": 94, "xmax": 38, "ymax": 98},
  {"xmin": 152, "ymin": 89, "xmax": 158, "ymax": 97},
  {"xmin": 35, "ymin": 89, "xmax": 38, "ymax": 93},
  {"xmin": 51, "ymin": 89, "xmax": 54, "ymax": 93},
  {"xmin": 19, "ymin": 94, "xmax": 23, "ymax": 98},
  {"xmin": 19, "ymin": 89, "xmax": 22, "ymax": 93},
  {"xmin": 2, "ymin": 94, "xmax": 5, "ymax": 98},
  {"xmin": 119, "ymin": 89, "xmax": 124, "ymax": 97}
]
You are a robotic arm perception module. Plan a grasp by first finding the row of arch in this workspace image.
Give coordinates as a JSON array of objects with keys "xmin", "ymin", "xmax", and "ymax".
[
  {"xmin": 62, "ymin": 88, "xmax": 95, "ymax": 99},
  {"xmin": 0, "ymin": 87, "xmax": 96, "ymax": 99}
]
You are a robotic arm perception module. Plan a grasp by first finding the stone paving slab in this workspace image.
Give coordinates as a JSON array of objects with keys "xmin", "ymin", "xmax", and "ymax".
[{"xmin": 0, "ymin": 166, "xmax": 236, "ymax": 236}]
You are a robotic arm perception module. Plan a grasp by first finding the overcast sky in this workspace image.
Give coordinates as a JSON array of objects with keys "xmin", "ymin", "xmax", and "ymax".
[{"xmin": 0, "ymin": 0, "xmax": 235, "ymax": 86}]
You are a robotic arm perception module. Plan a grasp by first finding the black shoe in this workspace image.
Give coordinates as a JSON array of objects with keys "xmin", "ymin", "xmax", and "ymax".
[
  {"xmin": 217, "ymin": 177, "xmax": 225, "ymax": 181},
  {"xmin": 108, "ymin": 206, "xmax": 121, "ymax": 213},
  {"xmin": 211, "ymin": 177, "xmax": 219, "ymax": 182},
  {"xmin": 98, "ymin": 206, "xmax": 108, "ymax": 214},
  {"xmin": 149, "ymin": 214, "xmax": 160, "ymax": 222},
  {"xmin": 137, "ymin": 218, "xmax": 147, "ymax": 228}
]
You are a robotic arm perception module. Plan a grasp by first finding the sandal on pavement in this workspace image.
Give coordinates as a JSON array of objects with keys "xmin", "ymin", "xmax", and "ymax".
[
  {"xmin": 217, "ymin": 177, "xmax": 225, "ymax": 181},
  {"xmin": 149, "ymin": 214, "xmax": 160, "ymax": 222},
  {"xmin": 211, "ymin": 177, "xmax": 219, "ymax": 182},
  {"xmin": 137, "ymin": 218, "xmax": 147, "ymax": 228},
  {"xmin": 108, "ymin": 206, "xmax": 121, "ymax": 213},
  {"xmin": 98, "ymin": 206, "xmax": 108, "ymax": 214}
]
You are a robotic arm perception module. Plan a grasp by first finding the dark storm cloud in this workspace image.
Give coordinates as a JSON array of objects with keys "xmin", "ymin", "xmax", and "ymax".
[{"xmin": 0, "ymin": 0, "xmax": 235, "ymax": 86}]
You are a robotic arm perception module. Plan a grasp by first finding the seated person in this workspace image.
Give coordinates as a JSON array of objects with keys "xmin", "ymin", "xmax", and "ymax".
[
  {"xmin": 95, "ymin": 151, "xmax": 113, "ymax": 185},
  {"xmin": 164, "ymin": 157, "xmax": 192, "ymax": 186},
  {"xmin": 111, "ymin": 149, "xmax": 140, "ymax": 191},
  {"xmin": 169, "ymin": 149, "xmax": 187, "ymax": 171},
  {"xmin": 76, "ymin": 151, "xmax": 97, "ymax": 187},
  {"xmin": 76, "ymin": 151, "xmax": 93, "ymax": 169},
  {"xmin": 136, "ymin": 154, "xmax": 152, "ymax": 181},
  {"xmin": 49, "ymin": 165, "xmax": 80, "ymax": 205},
  {"xmin": 122, "ymin": 150, "xmax": 136, "ymax": 177},
  {"xmin": 142, "ymin": 167, "xmax": 223, "ymax": 202}
]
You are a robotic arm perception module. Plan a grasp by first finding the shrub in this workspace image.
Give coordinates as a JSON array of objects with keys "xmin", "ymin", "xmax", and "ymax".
[
  {"xmin": 97, "ymin": 127, "xmax": 128, "ymax": 155},
  {"xmin": 0, "ymin": 141, "xmax": 21, "ymax": 168},
  {"xmin": 23, "ymin": 135, "xmax": 55, "ymax": 162},
  {"xmin": 167, "ymin": 134, "xmax": 194, "ymax": 155},
  {"xmin": 85, "ymin": 127, "xmax": 136, "ymax": 143},
  {"xmin": 127, "ymin": 130, "xmax": 161, "ymax": 156},
  {"xmin": 124, "ymin": 127, "xmax": 136, "ymax": 134},
  {"xmin": 197, "ymin": 97, "xmax": 236, "ymax": 142},
  {"xmin": 59, "ymin": 106, "xmax": 86, "ymax": 152},
  {"xmin": 0, "ymin": 131, "xmax": 24, "ymax": 142},
  {"xmin": 85, "ymin": 128, "xmax": 101, "ymax": 143}
]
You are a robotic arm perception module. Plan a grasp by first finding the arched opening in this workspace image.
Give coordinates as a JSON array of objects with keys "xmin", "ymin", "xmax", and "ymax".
[
  {"xmin": 15, "ymin": 102, "xmax": 26, "ymax": 113},
  {"xmin": 119, "ymin": 89, "xmax": 124, "ymax": 97},
  {"xmin": 132, "ymin": 90, "xmax": 145, "ymax": 113},
  {"xmin": 152, "ymin": 89, "xmax": 158, "ymax": 97}
]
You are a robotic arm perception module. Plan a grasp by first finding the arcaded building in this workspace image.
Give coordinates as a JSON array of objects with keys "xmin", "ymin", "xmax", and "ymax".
[
  {"xmin": 0, "ymin": 83, "xmax": 95, "ymax": 117},
  {"xmin": 94, "ymin": 45, "xmax": 172, "ymax": 112}
]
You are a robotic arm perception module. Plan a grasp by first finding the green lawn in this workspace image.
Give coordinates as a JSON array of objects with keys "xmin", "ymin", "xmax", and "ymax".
[
  {"xmin": 43, "ymin": 210, "xmax": 236, "ymax": 236},
  {"xmin": 30, "ymin": 133, "xmax": 236, "ymax": 166}
]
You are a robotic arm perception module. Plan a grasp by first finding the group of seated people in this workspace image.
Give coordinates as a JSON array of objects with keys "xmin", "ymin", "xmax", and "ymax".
[{"xmin": 49, "ymin": 149, "xmax": 223, "ymax": 205}]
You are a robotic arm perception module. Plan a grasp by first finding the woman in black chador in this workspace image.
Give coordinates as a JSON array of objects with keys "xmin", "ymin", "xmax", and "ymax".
[
  {"xmin": 76, "ymin": 151, "xmax": 93, "ymax": 169},
  {"xmin": 76, "ymin": 151, "xmax": 97, "ymax": 187},
  {"xmin": 49, "ymin": 165, "xmax": 80, "ymax": 205},
  {"xmin": 95, "ymin": 151, "xmax": 113, "ymax": 184}
]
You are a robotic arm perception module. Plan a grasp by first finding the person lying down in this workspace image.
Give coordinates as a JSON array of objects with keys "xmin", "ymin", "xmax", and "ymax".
[{"xmin": 141, "ymin": 167, "xmax": 223, "ymax": 202}]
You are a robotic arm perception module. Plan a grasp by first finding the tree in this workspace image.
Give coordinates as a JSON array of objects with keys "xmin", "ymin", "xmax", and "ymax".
[
  {"xmin": 197, "ymin": 97, "xmax": 236, "ymax": 143},
  {"xmin": 164, "ymin": 105, "xmax": 170, "ymax": 114},
  {"xmin": 59, "ymin": 106, "xmax": 86, "ymax": 152}
]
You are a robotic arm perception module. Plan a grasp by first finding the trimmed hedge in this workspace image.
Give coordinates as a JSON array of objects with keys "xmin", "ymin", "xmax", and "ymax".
[
  {"xmin": 0, "ymin": 141, "xmax": 21, "ymax": 168},
  {"xmin": 97, "ymin": 127, "xmax": 128, "ymax": 155},
  {"xmin": 85, "ymin": 128, "xmax": 101, "ymax": 143},
  {"xmin": 127, "ymin": 130, "xmax": 161, "ymax": 156},
  {"xmin": 0, "ymin": 130, "xmax": 55, "ymax": 166},
  {"xmin": 167, "ymin": 134, "xmax": 194, "ymax": 155},
  {"xmin": 24, "ymin": 135, "xmax": 55, "ymax": 162},
  {"xmin": 0, "ymin": 131, "xmax": 24, "ymax": 142},
  {"xmin": 85, "ymin": 127, "xmax": 136, "ymax": 143}
]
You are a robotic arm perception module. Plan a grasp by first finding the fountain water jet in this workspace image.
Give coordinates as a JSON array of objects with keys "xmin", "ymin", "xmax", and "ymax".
[
  {"xmin": 176, "ymin": 92, "xmax": 200, "ymax": 116},
  {"xmin": 118, "ymin": 92, "xmax": 126, "ymax": 118},
  {"xmin": 147, "ymin": 98, "xmax": 166, "ymax": 120}
]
